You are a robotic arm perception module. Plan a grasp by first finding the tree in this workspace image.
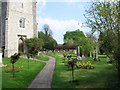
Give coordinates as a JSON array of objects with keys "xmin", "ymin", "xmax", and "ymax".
[
  {"xmin": 46, "ymin": 38, "xmax": 57, "ymax": 50},
  {"xmin": 43, "ymin": 24, "xmax": 52, "ymax": 43},
  {"xmin": 38, "ymin": 31, "xmax": 46, "ymax": 41},
  {"xmin": 67, "ymin": 54, "xmax": 77, "ymax": 82},
  {"xmin": 86, "ymin": 32, "xmax": 98, "ymax": 60},
  {"xmin": 98, "ymin": 31, "xmax": 116, "ymax": 55},
  {"xmin": 84, "ymin": 0, "xmax": 120, "ymax": 85},
  {"xmin": 25, "ymin": 38, "xmax": 44, "ymax": 56},
  {"xmin": 86, "ymin": 32, "xmax": 96, "ymax": 51},
  {"xmin": 64, "ymin": 30, "xmax": 94, "ymax": 56},
  {"xmin": 10, "ymin": 53, "xmax": 20, "ymax": 77},
  {"xmin": 38, "ymin": 24, "xmax": 57, "ymax": 50},
  {"xmin": 64, "ymin": 29, "xmax": 85, "ymax": 45}
]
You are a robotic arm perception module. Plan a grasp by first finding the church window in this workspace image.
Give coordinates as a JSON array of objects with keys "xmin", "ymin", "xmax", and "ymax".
[
  {"xmin": 19, "ymin": 19, "xmax": 22, "ymax": 27},
  {"xmin": 22, "ymin": 3, "xmax": 23, "ymax": 8},
  {"xmin": 19, "ymin": 18, "xmax": 25, "ymax": 28}
]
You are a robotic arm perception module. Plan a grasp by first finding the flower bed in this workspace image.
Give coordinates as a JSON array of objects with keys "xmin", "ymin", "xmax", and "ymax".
[{"xmin": 77, "ymin": 61, "xmax": 94, "ymax": 69}]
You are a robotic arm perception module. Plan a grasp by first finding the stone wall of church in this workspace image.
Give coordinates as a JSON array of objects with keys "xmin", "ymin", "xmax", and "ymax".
[
  {"xmin": 4, "ymin": 0, "xmax": 37, "ymax": 57},
  {"xmin": 0, "ymin": 2, "xmax": 7, "ymax": 56},
  {"xmin": 0, "ymin": 1, "xmax": 2, "ymax": 50}
]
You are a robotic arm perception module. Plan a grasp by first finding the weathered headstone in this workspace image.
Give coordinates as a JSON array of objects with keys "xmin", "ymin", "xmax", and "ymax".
[
  {"xmin": 77, "ymin": 56, "xmax": 82, "ymax": 61},
  {"xmin": 90, "ymin": 51, "xmax": 92, "ymax": 57},
  {"xmin": 82, "ymin": 54, "xmax": 85, "ymax": 58},
  {"xmin": 74, "ymin": 50, "xmax": 77, "ymax": 54}
]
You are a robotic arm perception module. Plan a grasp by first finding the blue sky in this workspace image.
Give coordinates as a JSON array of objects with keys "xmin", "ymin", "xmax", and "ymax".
[{"xmin": 37, "ymin": 0, "xmax": 92, "ymax": 44}]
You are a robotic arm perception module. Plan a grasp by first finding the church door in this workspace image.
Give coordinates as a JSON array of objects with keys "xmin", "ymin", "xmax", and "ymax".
[{"xmin": 18, "ymin": 38, "xmax": 24, "ymax": 53}]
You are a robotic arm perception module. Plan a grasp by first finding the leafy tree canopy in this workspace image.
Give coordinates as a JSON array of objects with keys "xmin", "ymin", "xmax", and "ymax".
[
  {"xmin": 64, "ymin": 29, "xmax": 95, "ymax": 55},
  {"xmin": 25, "ymin": 38, "xmax": 44, "ymax": 55},
  {"xmin": 38, "ymin": 24, "xmax": 57, "ymax": 50},
  {"xmin": 64, "ymin": 29, "xmax": 85, "ymax": 45},
  {"xmin": 84, "ymin": 0, "xmax": 120, "ymax": 82}
]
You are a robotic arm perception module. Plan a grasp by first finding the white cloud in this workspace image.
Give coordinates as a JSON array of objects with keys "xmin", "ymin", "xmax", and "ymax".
[
  {"xmin": 37, "ymin": 17, "xmax": 91, "ymax": 44},
  {"xmin": 38, "ymin": 0, "xmax": 46, "ymax": 7},
  {"xmin": 37, "ymin": 0, "xmax": 47, "ymax": 17}
]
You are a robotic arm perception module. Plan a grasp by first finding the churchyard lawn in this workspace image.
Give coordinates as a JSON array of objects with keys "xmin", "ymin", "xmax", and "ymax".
[
  {"xmin": 2, "ymin": 57, "xmax": 46, "ymax": 88},
  {"xmin": 35, "ymin": 54, "xmax": 49, "ymax": 61},
  {"xmin": 50, "ymin": 52, "xmax": 118, "ymax": 88},
  {"xmin": 1, "ymin": 52, "xmax": 119, "ymax": 88}
]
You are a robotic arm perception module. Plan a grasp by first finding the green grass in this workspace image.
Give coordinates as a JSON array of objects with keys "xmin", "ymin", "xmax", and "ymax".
[
  {"xmin": 98, "ymin": 55, "xmax": 107, "ymax": 58},
  {"xmin": 35, "ymin": 54, "xmax": 49, "ymax": 61},
  {"xmin": 2, "ymin": 57, "xmax": 46, "ymax": 88},
  {"xmin": 51, "ymin": 53, "xmax": 118, "ymax": 88},
  {"xmin": 0, "ymin": 67, "xmax": 2, "ymax": 89}
]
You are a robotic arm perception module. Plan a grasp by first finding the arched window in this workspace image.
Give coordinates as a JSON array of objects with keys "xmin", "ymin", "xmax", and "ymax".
[
  {"xmin": 22, "ymin": 3, "xmax": 23, "ymax": 8},
  {"xmin": 19, "ymin": 18, "xmax": 25, "ymax": 28},
  {"xmin": 19, "ymin": 19, "xmax": 22, "ymax": 27}
]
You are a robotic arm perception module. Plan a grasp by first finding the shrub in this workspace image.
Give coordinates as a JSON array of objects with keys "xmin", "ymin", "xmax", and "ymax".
[{"xmin": 10, "ymin": 53, "xmax": 21, "ymax": 77}]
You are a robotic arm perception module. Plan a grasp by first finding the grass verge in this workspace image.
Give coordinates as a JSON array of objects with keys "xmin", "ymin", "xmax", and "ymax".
[
  {"xmin": 0, "ymin": 67, "xmax": 2, "ymax": 89},
  {"xmin": 35, "ymin": 54, "xmax": 49, "ymax": 61},
  {"xmin": 2, "ymin": 57, "xmax": 45, "ymax": 88}
]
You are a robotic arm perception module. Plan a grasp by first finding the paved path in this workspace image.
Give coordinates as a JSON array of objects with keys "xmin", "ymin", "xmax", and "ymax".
[{"xmin": 28, "ymin": 56, "xmax": 56, "ymax": 88}]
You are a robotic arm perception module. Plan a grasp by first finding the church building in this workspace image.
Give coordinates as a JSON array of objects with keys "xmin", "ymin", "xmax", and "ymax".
[{"xmin": 0, "ymin": 0, "xmax": 38, "ymax": 57}]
